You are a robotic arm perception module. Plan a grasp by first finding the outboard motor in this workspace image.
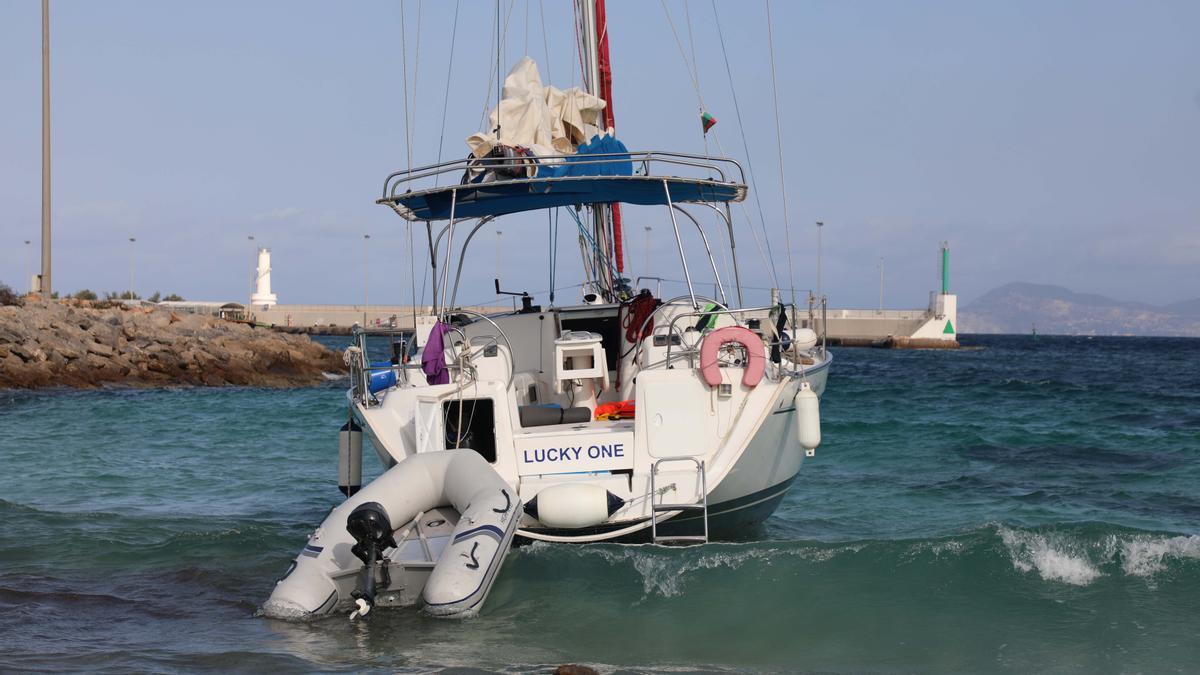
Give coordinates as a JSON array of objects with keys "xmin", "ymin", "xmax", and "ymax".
[{"xmin": 346, "ymin": 502, "xmax": 396, "ymax": 619}]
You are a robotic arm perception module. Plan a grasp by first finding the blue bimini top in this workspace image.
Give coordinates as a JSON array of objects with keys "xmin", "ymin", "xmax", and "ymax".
[
  {"xmin": 384, "ymin": 175, "xmax": 746, "ymax": 222},
  {"xmin": 378, "ymin": 139, "xmax": 747, "ymax": 222}
]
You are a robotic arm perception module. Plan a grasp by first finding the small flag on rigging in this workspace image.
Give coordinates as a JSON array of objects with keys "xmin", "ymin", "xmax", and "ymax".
[{"xmin": 700, "ymin": 111, "xmax": 717, "ymax": 135}]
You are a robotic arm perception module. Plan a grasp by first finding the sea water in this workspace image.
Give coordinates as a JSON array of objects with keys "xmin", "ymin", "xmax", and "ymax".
[{"xmin": 1, "ymin": 335, "xmax": 1198, "ymax": 672}]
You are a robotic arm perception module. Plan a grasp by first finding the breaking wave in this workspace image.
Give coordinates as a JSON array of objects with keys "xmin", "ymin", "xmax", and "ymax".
[{"xmin": 510, "ymin": 522, "xmax": 1200, "ymax": 600}]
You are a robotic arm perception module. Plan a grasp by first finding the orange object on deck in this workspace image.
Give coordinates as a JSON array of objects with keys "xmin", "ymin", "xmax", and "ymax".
[{"xmin": 594, "ymin": 400, "xmax": 636, "ymax": 421}]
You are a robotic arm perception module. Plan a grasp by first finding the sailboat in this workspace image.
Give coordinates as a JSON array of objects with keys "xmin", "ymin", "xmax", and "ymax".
[{"xmin": 265, "ymin": 0, "xmax": 832, "ymax": 621}]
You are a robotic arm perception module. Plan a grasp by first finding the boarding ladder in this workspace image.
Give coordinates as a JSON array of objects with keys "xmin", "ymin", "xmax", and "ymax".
[{"xmin": 650, "ymin": 457, "xmax": 709, "ymax": 545}]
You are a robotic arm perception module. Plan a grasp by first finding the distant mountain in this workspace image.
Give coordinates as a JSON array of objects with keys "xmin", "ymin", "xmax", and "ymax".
[
  {"xmin": 960, "ymin": 282, "xmax": 1200, "ymax": 336},
  {"xmin": 1165, "ymin": 298, "xmax": 1200, "ymax": 318}
]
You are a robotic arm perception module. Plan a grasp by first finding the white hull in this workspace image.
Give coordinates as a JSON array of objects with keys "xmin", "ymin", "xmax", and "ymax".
[{"xmin": 350, "ymin": 308, "xmax": 831, "ymax": 544}]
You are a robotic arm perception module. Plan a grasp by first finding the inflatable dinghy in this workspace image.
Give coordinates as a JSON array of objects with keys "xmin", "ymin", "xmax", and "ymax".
[{"xmin": 263, "ymin": 449, "xmax": 519, "ymax": 620}]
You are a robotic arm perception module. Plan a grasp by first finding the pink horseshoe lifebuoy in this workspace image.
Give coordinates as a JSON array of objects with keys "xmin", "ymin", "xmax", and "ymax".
[{"xmin": 699, "ymin": 326, "xmax": 766, "ymax": 388}]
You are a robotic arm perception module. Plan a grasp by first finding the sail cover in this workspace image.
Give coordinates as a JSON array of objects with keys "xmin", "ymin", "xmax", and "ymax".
[{"xmin": 467, "ymin": 57, "xmax": 608, "ymax": 161}]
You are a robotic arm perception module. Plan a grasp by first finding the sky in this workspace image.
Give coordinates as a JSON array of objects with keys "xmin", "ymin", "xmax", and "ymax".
[{"xmin": 1, "ymin": 0, "xmax": 1197, "ymax": 309}]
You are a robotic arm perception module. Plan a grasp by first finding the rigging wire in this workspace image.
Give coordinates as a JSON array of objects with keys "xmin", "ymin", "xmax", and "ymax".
[
  {"xmin": 548, "ymin": 208, "xmax": 558, "ymax": 306},
  {"xmin": 400, "ymin": 2, "xmax": 411, "ymax": 162},
  {"xmin": 571, "ymin": 1, "xmax": 588, "ymax": 90},
  {"xmin": 538, "ymin": 0, "xmax": 552, "ymax": 82},
  {"xmin": 478, "ymin": 2, "xmax": 499, "ymax": 132},
  {"xmin": 434, "ymin": 0, "xmax": 462, "ymax": 181},
  {"xmin": 765, "ymin": 0, "xmax": 797, "ymax": 307},
  {"xmin": 480, "ymin": 0, "xmax": 518, "ymax": 133},
  {"xmin": 400, "ymin": 0, "xmax": 423, "ymax": 168},
  {"xmin": 658, "ymin": 0, "xmax": 778, "ymax": 302},
  {"xmin": 682, "ymin": 3, "xmax": 734, "ymax": 295},
  {"xmin": 681, "ymin": 0, "xmax": 710, "ymax": 158},
  {"xmin": 660, "ymin": 0, "xmax": 779, "ymax": 295},
  {"xmin": 410, "ymin": 0, "xmax": 422, "ymax": 166},
  {"xmin": 565, "ymin": 207, "xmax": 620, "ymax": 295},
  {"xmin": 657, "ymin": 0, "xmax": 706, "ymax": 111},
  {"xmin": 399, "ymin": 2, "xmax": 426, "ymax": 320},
  {"xmin": 709, "ymin": 0, "xmax": 782, "ymax": 290},
  {"xmin": 496, "ymin": 0, "xmax": 503, "ymax": 134},
  {"xmin": 410, "ymin": 222, "xmax": 420, "ymax": 327}
]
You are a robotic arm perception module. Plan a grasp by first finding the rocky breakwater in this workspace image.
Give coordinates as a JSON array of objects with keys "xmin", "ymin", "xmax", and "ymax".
[{"xmin": 0, "ymin": 301, "xmax": 346, "ymax": 389}]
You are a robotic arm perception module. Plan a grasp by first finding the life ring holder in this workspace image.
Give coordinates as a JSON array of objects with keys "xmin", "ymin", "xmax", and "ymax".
[{"xmin": 699, "ymin": 326, "xmax": 766, "ymax": 388}]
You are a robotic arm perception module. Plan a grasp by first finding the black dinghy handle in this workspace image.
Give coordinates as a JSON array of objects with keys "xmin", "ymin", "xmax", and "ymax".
[
  {"xmin": 462, "ymin": 541, "xmax": 481, "ymax": 570},
  {"xmin": 493, "ymin": 489, "xmax": 512, "ymax": 515}
]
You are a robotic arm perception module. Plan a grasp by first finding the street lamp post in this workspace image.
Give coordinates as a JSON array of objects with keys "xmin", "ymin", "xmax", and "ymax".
[
  {"xmin": 41, "ymin": 0, "xmax": 52, "ymax": 298},
  {"xmin": 878, "ymin": 257, "xmax": 884, "ymax": 312},
  {"xmin": 24, "ymin": 240, "xmax": 31, "ymax": 293},
  {"xmin": 643, "ymin": 225, "xmax": 652, "ymax": 280},
  {"xmin": 363, "ymin": 234, "xmax": 371, "ymax": 325},
  {"xmin": 128, "ymin": 237, "xmax": 136, "ymax": 300},
  {"xmin": 247, "ymin": 234, "xmax": 255, "ymax": 305},
  {"xmin": 247, "ymin": 235, "xmax": 256, "ymax": 316},
  {"xmin": 815, "ymin": 221, "xmax": 824, "ymax": 303}
]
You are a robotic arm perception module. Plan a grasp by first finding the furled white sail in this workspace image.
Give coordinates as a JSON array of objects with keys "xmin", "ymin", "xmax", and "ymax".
[{"xmin": 467, "ymin": 57, "xmax": 608, "ymax": 159}]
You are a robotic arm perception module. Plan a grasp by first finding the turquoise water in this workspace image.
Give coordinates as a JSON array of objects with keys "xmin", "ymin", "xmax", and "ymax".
[{"xmin": 1, "ymin": 335, "xmax": 1198, "ymax": 672}]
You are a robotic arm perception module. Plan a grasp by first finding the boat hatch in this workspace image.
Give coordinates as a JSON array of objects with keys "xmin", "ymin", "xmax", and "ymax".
[
  {"xmin": 444, "ymin": 398, "xmax": 496, "ymax": 463},
  {"xmin": 558, "ymin": 305, "xmax": 622, "ymax": 373}
]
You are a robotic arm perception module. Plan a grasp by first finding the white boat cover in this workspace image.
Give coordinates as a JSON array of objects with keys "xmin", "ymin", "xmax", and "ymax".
[{"xmin": 466, "ymin": 57, "xmax": 608, "ymax": 160}]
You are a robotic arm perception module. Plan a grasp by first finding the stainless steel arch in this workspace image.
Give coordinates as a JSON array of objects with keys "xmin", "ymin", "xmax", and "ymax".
[
  {"xmin": 695, "ymin": 201, "xmax": 743, "ymax": 308},
  {"xmin": 449, "ymin": 218, "xmax": 501, "ymax": 310},
  {"xmin": 672, "ymin": 204, "xmax": 729, "ymax": 307},
  {"xmin": 427, "ymin": 214, "xmax": 495, "ymax": 313}
]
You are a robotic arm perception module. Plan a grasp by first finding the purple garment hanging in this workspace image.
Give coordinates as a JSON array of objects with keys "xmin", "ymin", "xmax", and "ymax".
[{"xmin": 421, "ymin": 321, "xmax": 453, "ymax": 385}]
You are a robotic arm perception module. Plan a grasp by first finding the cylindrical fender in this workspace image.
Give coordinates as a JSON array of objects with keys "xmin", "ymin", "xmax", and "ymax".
[
  {"xmin": 794, "ymin": 382, "xmax": 821, "ymax": 450},
  {"xmin": 338, "ymin": 419, "xmax": 363, "ymax": 497},
  {"xmin": 699, "ymin": 326, "xmax": 766, "ymax": 388},
  {"xmin": 523, "ymin": 483, "xmax": 626, "ymax": 529}
]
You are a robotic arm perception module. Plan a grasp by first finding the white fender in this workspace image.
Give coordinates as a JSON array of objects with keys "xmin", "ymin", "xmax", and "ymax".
[
  {"xmin": 263, "ymin": 449, "xmax": 519, "ymax": 620},
  {"xmin": 791, "ymin": 328, "xmax": 818, "ymax": 353},
  {"xmin": 338, "ymin": 419, "xmax": 363, "ymax": 496},
  {"xmin": 524, "ymin": 483, "xmax": 625, "ymax": 529},
  {"xmin": 794, "ymin": 382, "xmax": 821, "ymax": 452}
]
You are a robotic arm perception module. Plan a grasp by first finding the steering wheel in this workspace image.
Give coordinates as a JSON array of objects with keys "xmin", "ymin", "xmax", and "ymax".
[
  {"xmin": 440, "ymin": 310, "xmax": 517, "ymax": 389},
  {"xmin": 630, "ymin": 295, "xmax": 730, "ymax": 367}
]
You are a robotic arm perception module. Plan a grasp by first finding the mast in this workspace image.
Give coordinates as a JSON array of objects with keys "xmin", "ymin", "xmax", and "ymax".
[
  {"xmin": 594, "ymin": 0, "xmax": 625, "ymax": 279},
  {"xmin": 577, "ymin": 0, "xmax": 606, "ymax": 298},
  {"xmin": 578, "ymin": 0, "xmax": 619, "ymax": 299}
]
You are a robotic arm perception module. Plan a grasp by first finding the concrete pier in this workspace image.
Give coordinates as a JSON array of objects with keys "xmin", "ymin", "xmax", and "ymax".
[
  {"xmin": 821, "ymin": 293, "xmax": 959, "ymax": 348},
  {"xmin": 252, "ymin": 304, "xmax": 494, "ymax": 333}
]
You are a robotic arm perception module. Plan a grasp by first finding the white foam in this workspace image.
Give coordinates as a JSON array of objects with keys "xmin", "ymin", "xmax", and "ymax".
[
  {"xmin": 596, "ymin": 545, "xmax": 778, "ymax": 597},
  {"xmin": 258, "ymin": 598, "xmax": 314, "ymax": 621},
  {"xmin": 1119, "ymin": 534, "xmax": 1200, "ymax": 577},
  {"xmin": 536, "ymin": 542, "xmax": 863, "ymax": 598},
  {"xmin": 998, "ymin": 526, "xmax": 1101, "ymax": 586}
]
